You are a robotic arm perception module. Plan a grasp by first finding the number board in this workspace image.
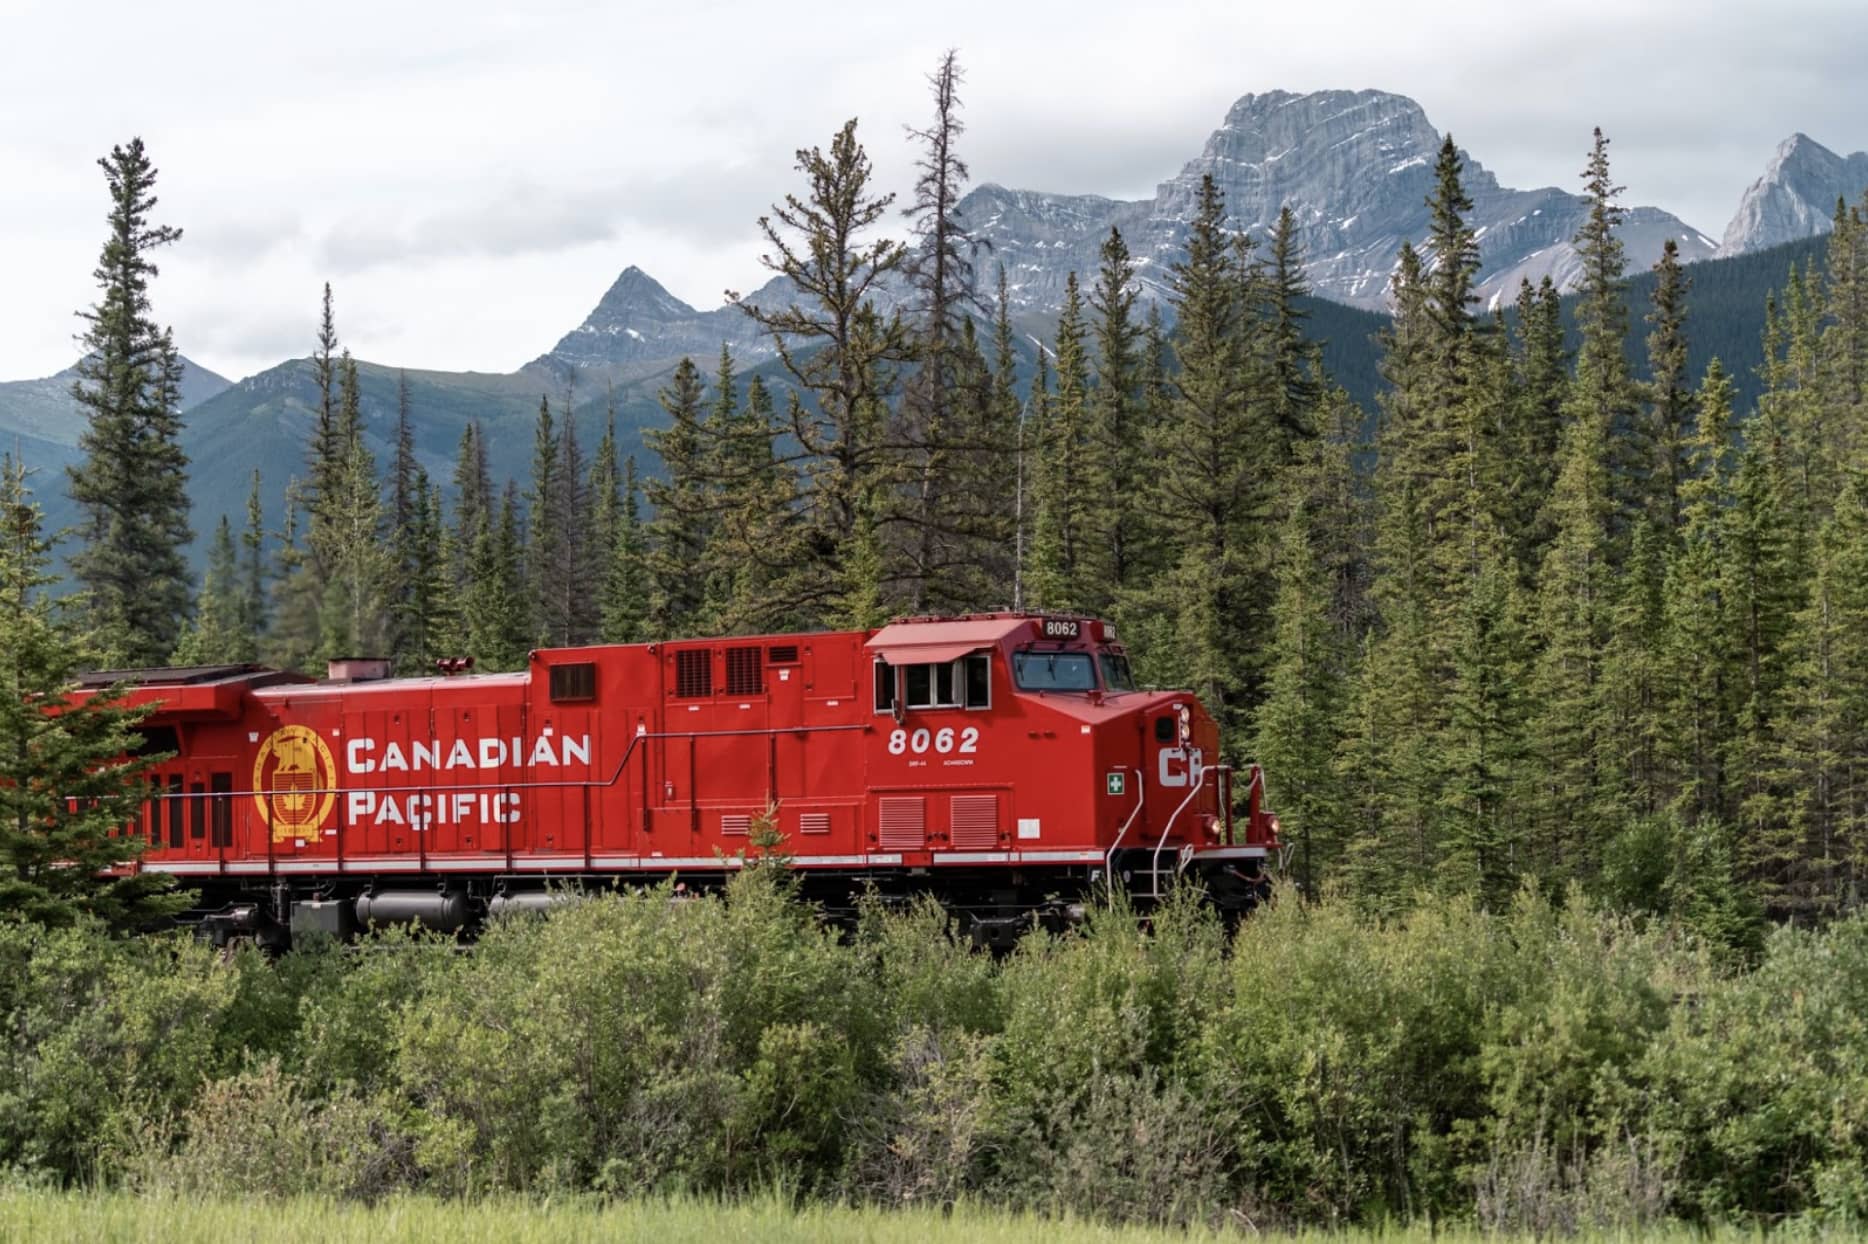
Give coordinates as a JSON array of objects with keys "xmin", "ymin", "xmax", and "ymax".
[{"xmin": 1042, "ymin": 618, "xmax": 1080, "ymax": 639}]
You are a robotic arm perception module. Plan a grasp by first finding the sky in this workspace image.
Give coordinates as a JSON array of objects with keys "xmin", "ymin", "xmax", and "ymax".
[{"xmin": 2, "ymin": 0, "xmax": 1864, "ymax": 383}]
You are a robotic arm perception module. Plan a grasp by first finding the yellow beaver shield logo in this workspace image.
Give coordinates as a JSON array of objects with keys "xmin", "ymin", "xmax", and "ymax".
[{"xmin": 252, "ymin": 725, "xmax": 337, "ymax": 843}]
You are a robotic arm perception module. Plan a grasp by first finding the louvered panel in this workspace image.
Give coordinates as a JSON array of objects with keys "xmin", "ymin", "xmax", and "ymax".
[
  {"xmin": 949, "ymin": 794, "xmax": 999, "ymax": 849},
  {"xmin": 721, "ymin": 814, "xmax": 751, "ymax": 836},
  {"xmin": 798, "ymin": 811, "xmax": 831, "ymax": 835},
  {"xmin": 878, "ymin": 796, "xmax": 926, "ymax": 850}
]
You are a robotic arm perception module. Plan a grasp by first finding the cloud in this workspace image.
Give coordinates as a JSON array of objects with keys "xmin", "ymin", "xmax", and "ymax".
[{"xmin": 316, "ymin": 183, "xmax": 626, "ymax": 274}]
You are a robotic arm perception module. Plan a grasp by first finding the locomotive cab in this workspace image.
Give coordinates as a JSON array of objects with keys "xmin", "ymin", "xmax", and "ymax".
[{"xmin": 863, "ymin": 612, "xmax": 1275, "ymax": 915}]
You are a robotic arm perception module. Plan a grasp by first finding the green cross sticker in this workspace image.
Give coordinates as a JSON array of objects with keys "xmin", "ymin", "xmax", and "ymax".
[{"xmin": 1106, "ymin": 772, "xmax": 1126, "ymax": 796}]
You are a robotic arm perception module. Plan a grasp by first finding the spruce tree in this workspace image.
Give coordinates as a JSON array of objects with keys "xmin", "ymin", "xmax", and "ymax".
[
  {"xmin": 1154, "ymin": 174, "xmax": 1260, "ymax": 745},
  {"xmin": 450, "ymin": 422, "xmax": 491, "ymax": 592},
  {"xmin": 1526, "ymin": 383, "xmax": 1619, "ymax": 881},
  {"xmin": 66, "ymin": 138, "xmax": 192, "ymax": 666},
  {"xmin": 1644, "ymin": 239, "xmax": 1695, "ymax": 534},
  {"xmin": 0, "ymin": 457, "xmax": 185, "ymax": 929},
  {"xmin": 401, "ymin": 471, "xmax": 450, "ymax": 670},
  {"xmin": 315, "ymin": 354, "xmax": 391, "ymax": 659},
  {"xmin": 1262, "ymin": 204, "xmax": 1323, "ymax": 445},
  {"xmin": 172, "ymin": 516, "xmax": 245, "ymax": 665},
  {"xmin": 526, "ymin": 395, "xmax": 562, "ymax": 645},
  {"xmin": 601, "ymin": 456, "xmax": 651, "ymax": 644},
  {"xmin": 1500, "ymin": 277, "xmax": 1567, "ymax": 578},
  {"xmin": 1253, "ymin": 484, "xmax": 1344, "ymax": 896},
  {"xmin": 388, "ymin": 369, "xmax": 422, "ymax": 664},
  {"xmin": 263, "ymin": 485, "xmax": 323, "ymax": 673},
  {"xmin": 587, "ymin": 392, "xmax": 623, "ymax": 587},
  {"xmin": 239, "ymin": 470, "xmax": 267, "ymax": 660},
  {"xmin": 463, "ymin": 483, "xmax": 530, "ymax": 671},
  {"xmin": 1089, "ymin": 227, "xmax": 1144, "ymax": 600},
  {"xmin": 1570, "ymin": 129, "xmax": 1641, "ymax": 543},
  {"xmin": 644, "ymin": 358, "xmax": 711, "ymax": 638},
  {"xmin": 1027, "ymin": 272, "xmax": 1092, "ymax": 611},
  {"xmin": 307, "ymin": 284, "xmax": 343, "ymax": 524},
  {"xmin": 1660, "ymin": 360, "xmax": 1739, "ymax": 825}
]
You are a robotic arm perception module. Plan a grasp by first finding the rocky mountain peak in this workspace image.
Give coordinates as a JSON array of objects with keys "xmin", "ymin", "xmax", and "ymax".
[
  {"xmin": 1717, "ymin": 132, "xmax": 1868, "ymax": 257},
  {"xmin": 971, "ymin": 88, "xmax": 1713, "ymax": 318}
]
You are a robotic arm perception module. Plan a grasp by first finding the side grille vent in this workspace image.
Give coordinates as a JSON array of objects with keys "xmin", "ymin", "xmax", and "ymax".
[
  {"xmin": 878, "ymin": 797, "xmax": 926, "ymax": 850},
  {"xmin": 674, "ymin": 650, "xmax": 712, "ymax": 697},
  {"xmin": 949, "ymin": 794, "xmax": 999, "ymax": 849},
  {"xmin": 725, "ymin": 645, "xmax": 763, "ymax": 695},
  {"xmin": 798, "ymin": 811, "xmax": 831, "ymax": 835},
  {"xmin": 721, "ymin": 814, "xmax": 751, "ymax": 836}
]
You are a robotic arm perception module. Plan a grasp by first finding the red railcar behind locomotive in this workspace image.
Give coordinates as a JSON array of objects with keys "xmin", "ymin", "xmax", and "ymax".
[{"xmin": 91, "ymin": 612, "xmax": 1277, "ymax": 946}]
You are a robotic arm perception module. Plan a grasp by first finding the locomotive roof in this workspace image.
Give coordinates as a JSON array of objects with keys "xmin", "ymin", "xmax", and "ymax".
[
  {"xmin": 865, "ymin": 615, "xmax": 1034, "ymax": 658},
  {"xmin": 75, "ymin": 663, "xmax": 277, "ymax": 689}
]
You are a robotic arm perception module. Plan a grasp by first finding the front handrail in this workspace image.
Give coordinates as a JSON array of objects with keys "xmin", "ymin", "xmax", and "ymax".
[
  {"xmin": 1102, "ymin": 767, "xmax": 1145, "ymax": 892},
  {"xmin": 1149, "ymin": 768, "xmax": 1214, "ymax": 900}
]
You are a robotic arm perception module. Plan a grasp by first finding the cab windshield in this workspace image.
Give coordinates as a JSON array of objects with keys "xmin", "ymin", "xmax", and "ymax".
[
  {"xmin": 1012, "ymin": 650, "xmax": 1097, "ymax": 691},
  {"xmin": 1099, "ymin": 653, "xmax": 1136, "ymax": 691}
]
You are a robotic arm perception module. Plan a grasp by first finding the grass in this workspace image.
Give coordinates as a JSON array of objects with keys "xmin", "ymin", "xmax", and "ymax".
[
  {"xmin": 5, "ymin": 1190, "xmax": 1860, "ymax": 1244},
  {"xmin": 0, "ymin": 1190, "xmax": 1246, "ymax": 1244}
]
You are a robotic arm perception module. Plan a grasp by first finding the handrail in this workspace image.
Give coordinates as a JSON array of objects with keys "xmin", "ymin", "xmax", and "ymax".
[
  {"xmin": 1102, "ymin": 767, "xmax": 1145, "ymax": 892},
  {"xmin": 1149, "ymin": 767, "xmax": 1213, "ymax": 900}
]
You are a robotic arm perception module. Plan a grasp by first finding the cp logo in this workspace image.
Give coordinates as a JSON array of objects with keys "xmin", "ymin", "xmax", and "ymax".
[
  {"xmin": 252, "ymin": 724, "xmax": 337, "ymax": 843},
  {"xmin": 1157, "ymin": 747, "xmax": 1206, "ymax": 789}
]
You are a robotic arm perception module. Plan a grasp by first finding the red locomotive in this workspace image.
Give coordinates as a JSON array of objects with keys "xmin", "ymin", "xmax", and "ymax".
[{"xmin": 88, "ymin": 612, "xmax": 1277, "ymax": 946}]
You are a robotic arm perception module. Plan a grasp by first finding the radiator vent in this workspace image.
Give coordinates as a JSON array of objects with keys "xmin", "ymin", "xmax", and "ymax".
[
  {"xmin": 878, "ymin": 796, "xmax": 926, "ymax": 850},
  {"xmin": 949, "ymin": 794, "xmax": 999, "ymax": 849}
]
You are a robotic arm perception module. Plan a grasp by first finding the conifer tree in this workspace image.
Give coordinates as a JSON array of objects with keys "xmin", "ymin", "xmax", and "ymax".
[
  {"xmin": 1724, "ymin": 418, "xmax": 1802, "ymax": 910},
  {"xmin": 1603, "ymin": 521, "xmax": 1670, "ymax": 817},
  {"xmin": 388, "ymin": 369, "xmax": 422, "ymax": 663},
  {"xmin": 1337, "ymin": 228, "xmax": 1457, "ymax": 898},
  {"xmin": 0, "ymin": 458, "xmax": 185, "ymax": 929},
  {"xmin": 315, "ymin": 355, "xmax": 391, "ymax": 659},
  {"xmin": 705, "ymin": 364, "xmax": 799, "ymax": 633},
  {"xmin": 1526, "ymin": 383, "xmax": 1619, "ymax": 880},
  {"xmin": 644, "ymin": 358, "xmax": 711, "ymax": 638},
  {"xmin": 401, "ymin": 471, "xmax": 450, "ymax": 670},
  {"xmin": 601, "ymin": 456, "xmax": 651, "ymax": 644},
  {"xmin": 1014, "ymin": 349, "xmax": 1050, "ymax": 612},
  {"xmin": 1570, "ymin": 129, "xmax": 1641, "ymax": 543},
  {"xmin": 1089, "ymin": 227, "xmax": 1145, "ymax": 599},
  {"xmin": 1775, "ymin": 476, "xmax": 1868, "ymax": 910},
  {"xmin": 732, "ymin": 118, "xmax": 911, "ymax": 622},
  {"xmin": 66, "ymin": 138, "xmax": 192, "ymax": 666},
  {"xmin": 173, "ymin": 516, "xmax": 245, "ymax": 665},
  {"xmin": 1819, "ymin": 197, "xmax": 1867, "ymax": 421},
  {"xmin": 587, "ymin": 392, "xmax": 622, "ymax": 584},
  {"xmin": 463, "ymin": 483, "xmax": 530, "ymax": 671},
  {"xmin": 239, "ymin": 470, "xmax": 267, "ymax": 659},
  {"xmin": 1027, "ymin": 272, "xmax": 1093, "ymax": 611},
  {"xmin": 1501, "ymin": 277, "xmax": 1567, "ymax": 578},
  {"xmin": 1644, "ymin": 239, "xmax": 1695, "ymax": 534},
  {"xmin": 263, "ymin": 485, "xmax": 323, "ymax": 673},
  {"xmin": 1440, "ymin": 532, "xmax": 1531, "ymax": 905},
  {"xmin": 897, "ymin": 49, "xmax": 981, "ymax": 611},
  {"xmin": 526, "ymin": 395, "xmax": 561, "ymax": 645},
  {"xmin": 307, "ymin": 284, "xmax": 343, "ymax": 523},
  {"xmin": 450, "ymin": 422, "xmax": 491, "ymax": 592},
  {"xmin": 1154, "ymin": 174, "xmax": 1260, "ymax": 744},
  {"xmin": 1254, "ymin": 484, "xmax": 1345, "ymax": 896},
  {"xmin": 1262, "ymin": 204, "xmax": 1323, "ymax": 445},
  {"xmin": 1660, "ymin": 360, "xmax": 1739, "ymax": 825}
]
